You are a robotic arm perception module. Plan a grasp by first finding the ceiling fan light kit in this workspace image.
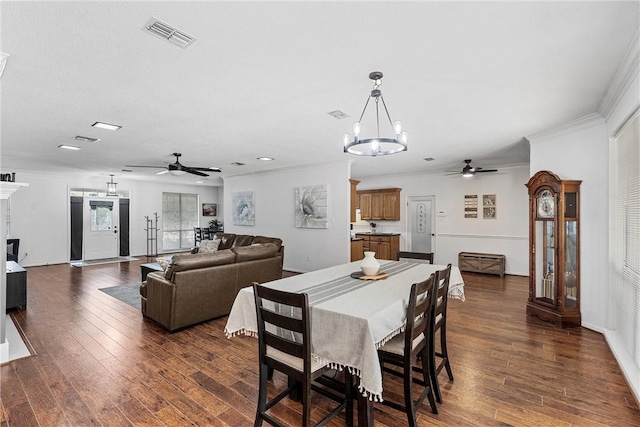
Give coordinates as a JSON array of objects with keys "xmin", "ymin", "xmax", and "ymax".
[
  {"xmin": 343, "ymin": 71, "xmax": 408, "ymax": 156},
  {"xmin": 447, "ymin": 159, "xmax": 498, "ymax": 177},
  {"xmin": 125, "ymin": 153, "xmax": 221, "ymax": 177}
]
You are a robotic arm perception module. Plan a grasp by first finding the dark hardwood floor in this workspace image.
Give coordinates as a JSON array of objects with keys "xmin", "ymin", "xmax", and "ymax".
[{"xmin": 1, "ymin": 258, "xmax": 638, "ymax": 426}]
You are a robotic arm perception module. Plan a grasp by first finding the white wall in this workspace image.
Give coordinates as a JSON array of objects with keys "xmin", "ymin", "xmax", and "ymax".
[
  {"xmin": 7, "ymin": 170, "xmax": 219, "ymax": 266},
  {"xmin": 223, "ymin": 162, "xmax": 351, "ymax": 273},
  {"xmin": 355, "ymin": 166, "xmax": 530, "ymax": 275}
]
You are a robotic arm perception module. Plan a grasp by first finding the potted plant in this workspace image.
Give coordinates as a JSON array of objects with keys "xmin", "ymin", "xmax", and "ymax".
[{"xmin": 209, "ymin": 219, "xmax": 223, "ymax": 231}]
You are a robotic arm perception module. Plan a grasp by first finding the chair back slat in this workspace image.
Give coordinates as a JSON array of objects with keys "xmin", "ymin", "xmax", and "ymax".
[
  {"xmin": 404, "ymin": 273, "xmax": 436, "ymax": 355},
  {"xmin": 396, "ymin": 251, "xmax": 434, "ymax": 264}
]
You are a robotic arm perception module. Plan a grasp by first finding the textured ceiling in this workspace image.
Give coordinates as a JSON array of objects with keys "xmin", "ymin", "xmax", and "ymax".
[{"xmin": 1, "ymin": 1, "xmax": 638, "ymax": 186}]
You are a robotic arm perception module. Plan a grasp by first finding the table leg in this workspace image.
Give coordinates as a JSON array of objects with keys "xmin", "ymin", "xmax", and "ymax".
[{"xmin": 357, "ymin": 391, "xmax": 373, "ymax": 426}]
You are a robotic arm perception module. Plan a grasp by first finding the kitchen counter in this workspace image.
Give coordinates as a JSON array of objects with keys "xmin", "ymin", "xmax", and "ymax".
[
  {"xmin": 351, "ymin": 237, "xmax": 365, "ymax": 241},
  {"xmin": 354, "ymin": 232, "xmax": 401, "ymax": 236}
]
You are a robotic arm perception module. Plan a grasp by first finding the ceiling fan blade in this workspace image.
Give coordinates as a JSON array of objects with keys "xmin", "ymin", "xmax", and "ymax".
[
  {"xmin": 476, "ymin": 169, "xmax": 498, "ymax": 173},
  {"xmin": 188, "ymin": 166, "xmax": 222, "ymax": 173},
  {"xmin": 184, "ymin": 167, "xmax": 209, "ymax": 177},
  {"xmin": 124, "ymin": 164, "xmax": 165, "ymax": 168},
  {"xmin": 445, "ymin": 172, "xmax": 461, "ymax": 176}
]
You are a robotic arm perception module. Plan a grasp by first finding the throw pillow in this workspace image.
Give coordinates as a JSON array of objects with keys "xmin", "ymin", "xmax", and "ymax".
[
  {"xmin": 199, "ymin": 239, "xmax": 221, "ymax": 254},
  {"xmin": 156, "ymin": 257, "xmax": 171, "ymax": 271}
]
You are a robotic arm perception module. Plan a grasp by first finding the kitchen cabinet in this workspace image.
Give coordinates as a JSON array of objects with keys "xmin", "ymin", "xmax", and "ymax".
[
  {"xmin": 350, "ymin": 238, "xmax": 364, "ymax": 261},
  {"xmin": 359, "ymin": 193, "xmax": 372, "ymax": 220},
  {"xmin": 355, "ymin": 234, "xmax": 400, "ymax": 261},
  {"xmin": 357, "ymin": 188, "xmax": 401, "ymax": 221}
]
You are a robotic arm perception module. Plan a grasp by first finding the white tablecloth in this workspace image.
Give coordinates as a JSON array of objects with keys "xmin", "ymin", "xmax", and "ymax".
[{"xmin": 224, "ymin": 260, "xmax": 464, "ymax": 401}]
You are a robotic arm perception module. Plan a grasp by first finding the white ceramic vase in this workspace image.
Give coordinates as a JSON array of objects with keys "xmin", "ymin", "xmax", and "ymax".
[{"xmin": 360, "ymin": 251, "xmax": 380, "ymax": 276}]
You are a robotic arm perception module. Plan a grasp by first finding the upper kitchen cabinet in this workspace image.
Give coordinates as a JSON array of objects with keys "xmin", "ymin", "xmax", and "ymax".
[{"xmin": 357, "ymin": 188, "xmax": 401, "ymax": 221}]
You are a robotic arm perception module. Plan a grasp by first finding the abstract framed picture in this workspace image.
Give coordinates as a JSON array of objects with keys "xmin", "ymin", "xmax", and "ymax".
[
  {"xmin": 294, "ymin": 185, "xmax": 328, "ymax": 228},
  {"xmin": 202, "ymin": 203, "xmax": 217, "ymax": 216},
  {"xmin": 232, "ymin": 191, "xmax": 255, "ymax": 226}
]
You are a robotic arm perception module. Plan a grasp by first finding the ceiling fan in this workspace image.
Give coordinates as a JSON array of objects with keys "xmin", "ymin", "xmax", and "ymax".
[
  {"xmin": 125, "ymin": 153, "xmax": 221, "ymax": 177},
  {"xmin": 445, "ymin": 159, "xmax": 498, "ymax": 177}
]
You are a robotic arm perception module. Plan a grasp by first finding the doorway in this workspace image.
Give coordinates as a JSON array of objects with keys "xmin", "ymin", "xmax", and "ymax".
[
  {"xmin": 83, "ymin": 198, "xmax": 119, "ymax": 261},
  {"xmin": 407, "ymin": 196, "xmax": 436, "ymax": 255}
]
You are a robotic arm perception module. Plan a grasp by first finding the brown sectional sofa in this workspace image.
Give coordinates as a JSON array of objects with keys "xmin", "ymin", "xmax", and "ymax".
[{"xmin": 140, "ymin": 238, "xmax": 283, "ymax": 332}]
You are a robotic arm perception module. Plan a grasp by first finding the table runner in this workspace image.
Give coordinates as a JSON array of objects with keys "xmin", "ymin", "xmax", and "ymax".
[{"xmin": 225, "ymin": 261, "xmax": 465, "ymax": 400}]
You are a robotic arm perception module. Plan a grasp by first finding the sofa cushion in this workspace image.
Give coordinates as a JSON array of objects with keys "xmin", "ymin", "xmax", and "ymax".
[
  {"xmin": 214, "ymin": 233, "xmax": 236, "ymax": 250},
  {"xmin": 232, "ymin": 243, "xmax": 278, "ymax": 262},
  {"xmin": 252, "ymin": 236, "xmax": 283, "ymax": 250},
  {"xmin": 233, "ymin": 235, "xmax": 254, "ymax": 247},
  {"xmin": 165, "ymin": 249, "xmax": 236, "ymax": 280},
  {"xmin": 199, "ymin": 239, "xmax": 221, "ymax": 254}
]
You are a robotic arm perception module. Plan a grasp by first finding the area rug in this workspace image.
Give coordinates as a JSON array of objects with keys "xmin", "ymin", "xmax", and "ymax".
[{"xmin": 99, "ymin": 282, "xmax": 142, "ymax": 310}]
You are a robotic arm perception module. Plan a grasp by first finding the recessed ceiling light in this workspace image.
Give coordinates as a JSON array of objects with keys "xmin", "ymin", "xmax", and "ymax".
[
  {"xmin": 58, "ymin": 144, "xmax": 81, "ymax": 150},
  {"xmin": 424, "ymin": 157, "xmax": 435, "ymax": 161},
  {"xmin": 257, "ymin": 157, "xmax": 274, "ymax": 161},
  {"xmin": 196, "ymin": 181, "xmax": 205, "ymax": 184},
  {"xmin": 92, "ymin": 122, "xmax": 122, "ymax": 131},
  {"xmin": 230, "ymin": 162, "xmax": 245, "ymax": 166},
  {"xmin": 75, "ymin": 135, "xmax": 100, "ymax": 142}
]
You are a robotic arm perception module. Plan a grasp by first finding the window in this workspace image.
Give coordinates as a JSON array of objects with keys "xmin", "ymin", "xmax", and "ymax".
[
  {"xmin": 612, "ymin": 109, "xmax": 640, "ymax": 369},
  {"xmin": 162, "ymin": 192, "xmax": 198, "ymax": 250}
]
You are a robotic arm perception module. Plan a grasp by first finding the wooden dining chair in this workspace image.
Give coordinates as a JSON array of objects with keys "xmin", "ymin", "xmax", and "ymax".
[
  {"xmin": 429, "ymin": 263, "xmax": 454, "ymax": 403},
  {"xmin": 396, "ymin": 251, "xmax": 434, "ymax": 264},
  {"xmin": 377, "ymin": 273, "xmax": 438, "ymax": 426},
  {"xmin": 253, "ymin": 283, "xmax": 353, "ymax": 427},
  {"xmin": 193, "ymin": 227, "xmax": 202, "ymax": 247}
]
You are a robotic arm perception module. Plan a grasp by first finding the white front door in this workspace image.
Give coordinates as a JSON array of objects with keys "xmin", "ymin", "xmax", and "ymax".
[
  {"xmin": 407, "ymin": 196, "xmax": 436, "ymax": 255},
  {"xmin": 83, "ymin": 198, "xmax": 119, "ymax": 261}
]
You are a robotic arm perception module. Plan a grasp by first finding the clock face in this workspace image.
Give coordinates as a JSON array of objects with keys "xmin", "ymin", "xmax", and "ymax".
[{"xmin": 537, "ymin": 190, "xmax": 554, "ymax": 218}]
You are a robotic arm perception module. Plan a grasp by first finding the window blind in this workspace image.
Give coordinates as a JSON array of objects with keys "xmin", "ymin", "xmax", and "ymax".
[
  {"xmin": 162, "ymin": 192, "xmax": 198, "ymax": 250},
  {"xmin": 613, "ymin": 109, "xmax": 640, "ymax": 368}
]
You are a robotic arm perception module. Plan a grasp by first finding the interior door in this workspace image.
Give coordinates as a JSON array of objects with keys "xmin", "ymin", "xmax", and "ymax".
[
  {"xmin": 407, "ymin": 196, "xmax": 436, "ymax": 255},
  {"xmin": 83, "ymin": 198, "xmax": 119, "ymax": 260}
]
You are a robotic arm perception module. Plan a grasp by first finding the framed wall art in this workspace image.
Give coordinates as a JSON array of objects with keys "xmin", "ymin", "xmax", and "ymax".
[
  {"xmin": 294, "ymin": 185, "xmax": 328, "ymax": 228},
  {"xmin": 202, "ymin": 203, "xmax": 217, "ymax": 216},
  {"xmin": 483, "ymin": 194, "xmax": 497, "ymax": 219},
  {"xmin": 232, "ymin": 191, "xmax": 255, "ymax": 226}
]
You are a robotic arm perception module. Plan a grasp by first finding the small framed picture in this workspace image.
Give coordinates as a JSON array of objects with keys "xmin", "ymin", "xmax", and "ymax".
[{"xmin": 202, "ymin": 203, "xmax": 217, "ymax": 217}]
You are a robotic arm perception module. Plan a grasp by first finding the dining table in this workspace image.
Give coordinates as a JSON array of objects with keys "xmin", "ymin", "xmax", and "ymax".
[{"xmin": 224, "ymin": 260, "xmax": 465, "ymax": 426}]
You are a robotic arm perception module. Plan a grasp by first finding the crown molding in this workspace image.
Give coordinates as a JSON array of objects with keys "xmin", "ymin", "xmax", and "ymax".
[
  {"xmin": 526, "ymin": 113, "xmax": 606, "ymax": 144},
  {"xmin": 598, "ymin": 29, "xmax": 640, "ymax": 120}
]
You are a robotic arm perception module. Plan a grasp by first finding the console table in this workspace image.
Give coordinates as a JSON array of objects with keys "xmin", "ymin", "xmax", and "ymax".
[
  {"xmin": 6, "ymin": 261, "xmax": 27, "ymax": 311},
  {"xmin": 140, "ymin": 262, "xmax": 163, "ymax": 282}
]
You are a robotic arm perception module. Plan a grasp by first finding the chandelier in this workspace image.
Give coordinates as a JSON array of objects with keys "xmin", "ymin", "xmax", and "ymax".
[
  {"xmin": 343, "ymin": 71, "xmax": 407, "ymax": 156},
  {"xmin": 107, "ymin": 174, "xmax": 118, "ymax": 196}
]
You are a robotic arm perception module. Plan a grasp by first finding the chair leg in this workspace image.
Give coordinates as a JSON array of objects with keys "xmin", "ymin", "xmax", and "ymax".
[
  {"xmin": 301, "ymin": 379, "xmax": 312, "ymax": 427},
  {"xmin": 420, "ymin": 348, "xmax": 438, "ymax": 414},
  {"xmin": 429, "ymin": 332, "xmax": 442, "ymax": 404},
  {"xmin": 255, "ymin": 364, "xmax": 268, "ymax": 427},
  {"xmin": 441, "ymin": 326, "xmax": 454, "ymax": 381},
  {"xmin": 345, "ymin": 370, "xmax": 354, "ymax": 427},
  {"xmin": 404, "ymin": 360, "xmax": 418, "ymax": 427}
]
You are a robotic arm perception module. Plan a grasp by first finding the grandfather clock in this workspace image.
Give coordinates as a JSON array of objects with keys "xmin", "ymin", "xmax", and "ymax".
[{"xmin": 525, "ymin": 171, "xmax": 581, "ymax": 328}]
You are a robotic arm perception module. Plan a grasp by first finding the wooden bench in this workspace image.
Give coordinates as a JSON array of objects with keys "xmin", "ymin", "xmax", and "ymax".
[{"xmin": 458, "ymin": 252, "xmax": 505, "ymax": 277}]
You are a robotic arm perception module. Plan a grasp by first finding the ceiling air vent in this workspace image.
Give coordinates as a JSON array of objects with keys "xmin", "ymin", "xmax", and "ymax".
[
  {"xmin": 143, "ymin": 18, "xmax": 196, "ymax": 48},
  {"xmin": 327, "ymin": 110, "xmax": 350, "ymax": 120}
]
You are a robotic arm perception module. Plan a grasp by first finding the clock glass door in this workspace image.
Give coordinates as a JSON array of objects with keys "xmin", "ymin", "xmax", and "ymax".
[{"xmin": 535, "ymin": 220, "xmax": 555, "ymax": 303}]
